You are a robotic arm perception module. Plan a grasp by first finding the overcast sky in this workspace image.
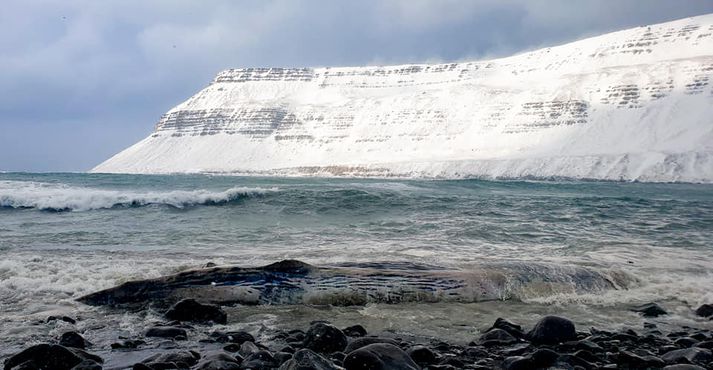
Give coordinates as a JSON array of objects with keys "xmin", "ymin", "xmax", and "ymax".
[{"xmin": 1, "ymin": 0, "xmax": 712, "ymax": 172}]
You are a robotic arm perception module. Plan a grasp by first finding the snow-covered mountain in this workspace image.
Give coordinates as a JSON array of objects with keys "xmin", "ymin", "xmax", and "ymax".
[{"xmin": 93, "ymin": 14, "xmax": 713, "ymax": 182}]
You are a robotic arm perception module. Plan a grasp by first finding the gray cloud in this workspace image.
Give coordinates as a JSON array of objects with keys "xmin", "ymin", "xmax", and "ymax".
[{"xmin": 1, "ymin": 0, "xmax": 712, "ymax": 171}]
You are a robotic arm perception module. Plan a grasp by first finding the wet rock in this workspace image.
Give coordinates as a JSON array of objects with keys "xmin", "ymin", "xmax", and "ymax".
[
  {"xmin": 241, "ymin": 350, "xmax": 278, "ymax": 370},
  {"xmin": 238, "ymin": 341, "xmax": 260, "ymax": 358},
  {"xmin": 343, "ymin": 343, "xmax": 419, "ymax": 370},
  {"xmin": 487, "ymin": 318, "xmax": 524, "ymax": 338},
  {"xmin": 278, "ymin": 349, "xmax": 340, "ymax": 370},
  {"xmin": 165, "ymin": 299, "xmax": 227, "ymax": 324},
  {"xmin": 342, "ymin": 325, "xmax": 367, "ymax": 337},
  {"xmin": 111, "ymin": 339, "xmax": 145, "ymax": 349},
  {"xmin": 694, "ymin": 340, "xmax": 713, "ymax": 349},
  {"xmin": 502, "ymin": 356, "xmax": 530, "ymax": 370},
  {"xmin": 695, "ymin": 304, "xmax": 713, "ymax": 318},
  {"xmin": 4, "ymin": 344, "xmax": 83, "ymax": 370},
  {"xmin": 675, "ymin": 337, "xmax": 700, "ymax": 348},
  {"xmin": 223, "ymin": 344, "xmax": 240, "ymax": 353},
  {"xmin": 344, "ymin": 337, "xmax": 399, "ymax": 354},
  {"xmin": 526, "ymin": 316, "xmax": 577, "ymax": 344},
  {"xmin": 140, "ymin": 350, "xmax": 200, "ymax": 368},
  {"xmin": 500, "ymin": 343, "xmax": 531, "ymax": 357},
  {"xmin": 618, "ymin": 350, "xmax": 664, "ymax": 369},
  {"xmin": 47, "ymin": 316, "xmax": 77, "ymax": 325},
  {"xmin": 211, "ymin": 331, "xmax": 255, "ymax": 344},
  {"xmin": 478, "ymin": 328, "xmax": 518, "ymax": 346},
  {"xmin": 530, "ymin": 348, "xmax": 560, "ymax": 368},
  {"xmin": 632, "ymin": 302, "xmax": 668, "ymax": 317},
  {"xmin": 68, "ymin": 349, "xmax": 103, "ymax": 365},
  {"xmin": 406, "ymin": 345, "xmax": 437, "ymax": 365},
  {"xmin": 70, "ymin": 359, "xmax": 102, "ymax": 370},
  {"xmin": 303, "ymin": 323, "xmax": 347, "ymax": 354},
  {"xmin": 663, "ymin": 365, "xmax": 707, "ymax": 370},
  {"xmin": 195, "ymin": 351, "xmax": 241, "ymax": 370},
  {"xmin": 60, "ymin": 331, "xmax": 91, "ymax": 349},
  {"xmin": 274, "ymin": 352, "xmax": 293, "ymax": 365},
  {"xmin": 662, "ymin": 347, "xmax": 713, "ymax": 366},
  {"xmin": 145, "ymin": 326, "xmax": 187, "ymax": 339}
]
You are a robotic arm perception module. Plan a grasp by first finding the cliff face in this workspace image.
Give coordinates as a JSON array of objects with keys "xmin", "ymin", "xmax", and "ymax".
[{"xmin": 93, "ymin": 14, "xmax": 713, "ymax": 182}]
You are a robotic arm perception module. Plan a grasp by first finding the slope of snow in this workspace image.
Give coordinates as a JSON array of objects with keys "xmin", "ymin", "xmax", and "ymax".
[{"xmin": 92, "ymin": 14, "xmax": 713, "ymax": 182}]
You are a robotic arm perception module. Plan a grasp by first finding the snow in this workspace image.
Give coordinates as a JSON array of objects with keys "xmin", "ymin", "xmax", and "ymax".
[{"xmin": 92, "ymin": 14, "xmax": 713, "ymax": 182}]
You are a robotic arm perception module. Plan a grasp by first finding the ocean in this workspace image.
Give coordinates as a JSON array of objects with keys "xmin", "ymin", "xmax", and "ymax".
[{"xmin": 1, "ymin": 172, "xmax": 712, "ymax": 362}]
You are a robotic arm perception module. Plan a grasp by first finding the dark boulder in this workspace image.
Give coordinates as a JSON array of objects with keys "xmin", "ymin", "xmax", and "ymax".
[
  {"xmin": 344, "ymin": 337, "xmax": 399, "ymax": 354},
  {"xmin": 303, "ymin": 323, "xmax": 347, "ymax": 354},
  {"xmin": 695, "ymin": 304, "xmax": 713, "ymax": 318},
  {"xmin": 618, "ymin": 350, "xmax": 665, "ymax": 369},
  {"xmin": 632, "ymin": 302, "xmax": 668, "ymax": 317},
  {"xmin": 195, "ymin": 351, "xmax": 241, "ymax": 370},
  {"xmin": 343, "ymin": 343, "xmax": 419, "ymax": 370},
  {"xmin": 145, "ymin": 326, "xmax": 187, "ymax": 339},
  {"xmin": 241, "ymin": 350, "xmax": 279, "ymax": 370},
  {"xmin": 165, "ymin": 299, "xmax": 227, "ymax": 324},
  {"xmin": 526, "ymin": 316, "xmax": 577, "ymax": 344},
  {"xmin": 501, "ymin": 356, "xmax": 530, "ymax": 370},
  {"xmin": 140, "ymin": 350, "xmax": 200, "ymax": 368},
  {"xmin": 4, "ymin": 344, "xmax": 82, "ymax": 370},
  {"xmin": 478, "ymin": 328, "xmax": 517, "ymax": 346},
  {"xmin": 278, "ymin": 349, "xmax": 340, "ymax": 370},
  {"xmin": 662, "ymin": 348, "xmax": 713, "ymax": 366},
  {"xmin": 487, "ymin": 318, "xmax": 524, "ymax": 338},
  {"xmin": 238, "ymin": 341, "xmax": 261, "ymax": 358},
  {"xmin": 343, "ymin": 325, "xmax": 367, "ymax": 337},
  {"xmin": 59, "ymin": 331, "xmax": 91, "ymax": 349},
  {"xmin": 663, "ymin": 365, "xmax": 707, "ymax": 370},
  {"xmin": 407, "ymin": 345, "xmax": 437, "ymax": 365}
]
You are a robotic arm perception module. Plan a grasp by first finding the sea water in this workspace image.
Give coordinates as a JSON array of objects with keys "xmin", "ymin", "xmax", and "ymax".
[{"xmin": 1, "ymin": 172, "xmax": 712, "ymax": 359}]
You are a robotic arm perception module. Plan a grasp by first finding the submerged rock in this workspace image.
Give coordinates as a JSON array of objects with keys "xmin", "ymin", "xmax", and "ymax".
[
  {"xmin": 47, "ymin": 316, "xmax": 77, "ymax": 325},
  {"xmin": 145, "ymin": 326, "xmax": 187, "ymax": 339},
  {"xmin": 343, "ymin": 343, "xmax": 419, "ymax": 370},
  {"xmin": 165, "ymin": 299, "xmax": 227, "ymax": 324},
  {"xmin": 632, "ymin": 302, "xmax": 668, "ymax": 317},
  {"xmin": 303, "ymin": 323, "xmax": 347, "ymax": 354},
  {"xmin": 526, "ymin": 316, "xmax": 577, "ymax": 344},
  {"xmin": 695, "ymin": 304, "xmax": 713, "ymax": 318},
  {"xmin": 59, "ymin": 331, "xmax": 91, "ymax": 349}
]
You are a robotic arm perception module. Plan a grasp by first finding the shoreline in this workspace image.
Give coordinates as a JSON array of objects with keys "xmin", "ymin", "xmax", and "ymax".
[{"xmin": 4, "ymin": 299, "xmax": 713, "ymax": 369}]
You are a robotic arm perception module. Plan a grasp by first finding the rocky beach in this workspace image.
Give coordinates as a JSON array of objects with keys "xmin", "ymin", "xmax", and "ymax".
[{"xmin": 4, "ymin": 294, "xmax": 713, "ymax": 369}]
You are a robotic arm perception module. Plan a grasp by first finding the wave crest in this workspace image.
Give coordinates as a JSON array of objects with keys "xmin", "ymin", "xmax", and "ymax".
[{"xmin": 0, "ymin": 181, "xmax": 274, "ymax": 211}]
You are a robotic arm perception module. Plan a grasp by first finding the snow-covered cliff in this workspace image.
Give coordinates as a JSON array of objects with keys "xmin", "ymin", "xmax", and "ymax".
[{"xmin": 93, "ymin": 14, "xmax": 713, "ymax": 182}]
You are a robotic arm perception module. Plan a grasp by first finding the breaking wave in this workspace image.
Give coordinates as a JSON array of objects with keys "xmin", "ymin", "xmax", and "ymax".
[{"xmin": 0, "ymin": 181, "xmax": 274, "ymax": 211}]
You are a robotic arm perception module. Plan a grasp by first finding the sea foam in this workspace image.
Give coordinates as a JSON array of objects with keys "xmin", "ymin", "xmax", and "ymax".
[{"xmin": 0, "ymin": 181, "xmax": 274, "ymax": 211}]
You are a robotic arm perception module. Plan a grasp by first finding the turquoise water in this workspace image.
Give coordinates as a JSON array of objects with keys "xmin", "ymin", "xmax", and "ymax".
[{"xmin": 1, "ymin": 173, "xmax": 713, "ymax": 356}]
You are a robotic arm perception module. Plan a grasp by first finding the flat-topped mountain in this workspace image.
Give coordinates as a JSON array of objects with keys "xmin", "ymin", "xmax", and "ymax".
[{"xmin": 93, "ymin": 14, "xmax": 713, "ymax": 182}]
